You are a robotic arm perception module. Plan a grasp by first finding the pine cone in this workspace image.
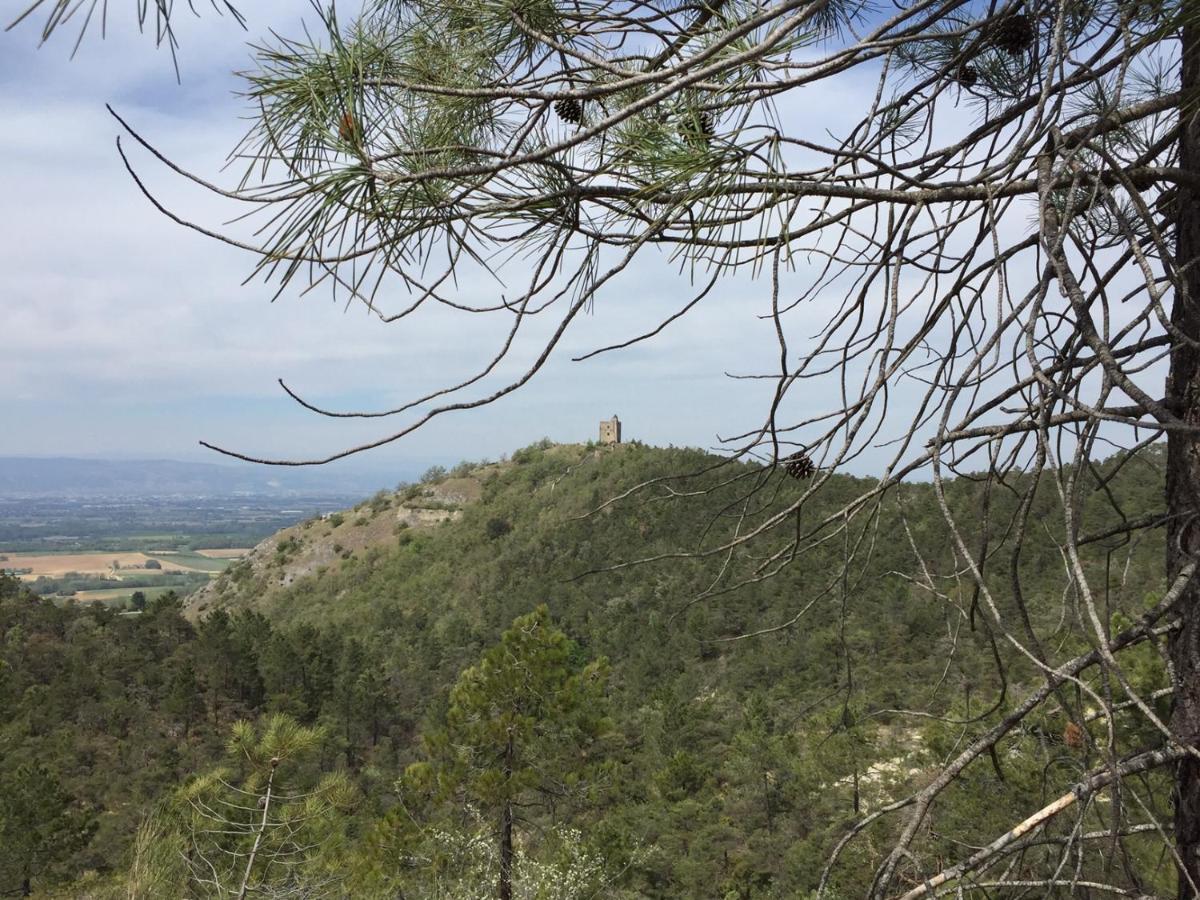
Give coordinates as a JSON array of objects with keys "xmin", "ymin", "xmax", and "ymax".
[
  {"xmin": 954, "ymin": 63, "xmax": 978, "ymax": 88},
  {"xmin": 782, "ymin": 451, "xmax": 815, "ymax": 480},
  {"xmin": 338, "ymin": 111, "xmax": 359, "ymax": 144},
  {"xmin": 1062, "ymin": 721, "xmax": 1085, "ymax": 750},
  {"xmin": 990, "ymin": 14, "xmax": 1033, "ymax": 55},
  {"xmin": 554, "ymin": 97, "xmax": 583, "ymax": 125}
]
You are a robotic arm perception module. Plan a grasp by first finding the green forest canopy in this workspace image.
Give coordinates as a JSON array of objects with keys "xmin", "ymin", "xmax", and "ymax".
[{"xmin": 0, "ymin": 441, "xmax": 1174, "ymax": 897}]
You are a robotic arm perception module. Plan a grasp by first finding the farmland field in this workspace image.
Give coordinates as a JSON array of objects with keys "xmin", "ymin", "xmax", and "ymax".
[
  {"xmin": 145, "ymin": 550, "xmax": 246, "ymax": 573},
  {"xmin": 0, "ymin": 493, "xmax": 361, "ymax": 553},
  {"xmin": 72, "ymin": 585, "xmax": 179, "ymax": 605},
  {"xmin": 1, "ymin": 551, "xmax": 203, "ymax": 579},
  {"xmin": 0, "ymin": 491, "xmax": 349, "ymax": 607},
  {"xmin": 0, "ymin": 549, "xmax": 225, "ymax": 604}
]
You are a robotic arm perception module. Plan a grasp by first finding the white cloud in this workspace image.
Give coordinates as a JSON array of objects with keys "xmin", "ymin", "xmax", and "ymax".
[
  {"xmin": 0, "ymin": 18, "xmax": 797, "ymax": 467},
  {"xmin": 3, "ymin": 5, "xmax": 1055, "ymax": 477}
]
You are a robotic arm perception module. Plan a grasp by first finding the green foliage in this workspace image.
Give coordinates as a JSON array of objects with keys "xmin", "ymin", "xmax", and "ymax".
[
  {"xmin": 421, "ymin": 465, "xmax": 448, "ymax": 484},
  {"xmin": 486, "ymin": 516, "xmax": 513, "ymax": 539},
  {"xmin": 131, "ymin": 714, "xmax": 356, "ymax": 898},
  {"xmin": 395, "ymin": 608, "xmax": 612, "ymax": 897},
  {"xmin": 240, "ymin": 442, "xmax": 1170, "ymax": 896},
  {"xmin": 361, "ymin": 817, "xmax": 646, "ymax": 900},
  {"xmin": 0, "ymin": 577, "xmax": 408, "ymax": 894},
  {"xmin": 413, "ymin": 606, "xmax": 610, "ymax": 808},
  {"xmin": 0, "ymin": 761, "xmax": 95, "ymax": 896},
  {"xmin": 0, "ymin": 445, "xmax": 1177, "ymax": 897},
  {"xmin": 28, "ymin": 570, "xmax": 209, "ymax": 596}
]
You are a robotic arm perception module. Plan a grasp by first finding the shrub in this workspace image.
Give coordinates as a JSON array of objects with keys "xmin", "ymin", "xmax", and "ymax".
[
  {"xmin": 485, "ymin": 517, "xmax": 513, "ymax": 540},
  {"xmin": 421, "ymin": 465, "xmax": 447, "ymax": 483}
]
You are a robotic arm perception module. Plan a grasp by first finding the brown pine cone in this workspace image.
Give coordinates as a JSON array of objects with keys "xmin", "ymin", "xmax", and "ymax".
[
  {"xmin": 681, "ymin": 110, "xmax": 716, "ymax": 147},
  {"xmin": 554, "ymin": 97, "xmax": 584, "ymax": 125},
  {"xmin": 338, "ymin": 111, "xmax": 359, "ymax": 144},
  {"xmin": 782, "ymin": 451, "xmax": 815, "ymax": 480},
  {"xmin": 990, "ymin": 14, "xmax": 1034, "ymax": 55}
]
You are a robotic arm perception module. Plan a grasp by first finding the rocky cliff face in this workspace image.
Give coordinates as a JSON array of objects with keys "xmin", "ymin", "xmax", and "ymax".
[{"xmin": 186, "ymin": 473, "xmax": 485, "ymax": 617}]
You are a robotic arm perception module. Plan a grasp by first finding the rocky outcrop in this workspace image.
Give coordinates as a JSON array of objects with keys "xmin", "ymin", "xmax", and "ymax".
[{"xmin": 186, "ymin": 474, "xmax": 481, "ymax": 617}]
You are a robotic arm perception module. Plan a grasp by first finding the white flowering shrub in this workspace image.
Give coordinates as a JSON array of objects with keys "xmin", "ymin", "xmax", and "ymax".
[{"xmin": 401, "ymin": 816, "xmax": 648, "ymax": 900}]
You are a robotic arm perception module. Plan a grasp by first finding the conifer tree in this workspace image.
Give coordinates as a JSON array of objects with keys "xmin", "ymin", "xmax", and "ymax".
[
  {"xmin": 406, "ymin": 606, "xmax": 610, "ymax": 900},
  {"xmin": 132, "ymin": 713, "xmax": 355, "ymax": 898},
  {"xmin": 0, "ymin": 762, "xmax": 94, "ymax": 897},
  {"xmin": 163, "ymin": 658, "xmax": 206, "ymax": 738}
]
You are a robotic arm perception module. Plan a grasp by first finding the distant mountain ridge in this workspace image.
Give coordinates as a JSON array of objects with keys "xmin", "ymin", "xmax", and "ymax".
[{"xmin": 0, "ymin": 456, "xmax": 408, "ymax": 497}]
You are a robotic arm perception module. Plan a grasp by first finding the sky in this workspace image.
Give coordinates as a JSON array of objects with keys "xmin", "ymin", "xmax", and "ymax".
[
  {"xmin": 0, "ymin": 3, "xmax": 1155, "ymax": 485},
  {"xmin": 0, "ymin": 1, "xmax": 835, "ymax": 481}
]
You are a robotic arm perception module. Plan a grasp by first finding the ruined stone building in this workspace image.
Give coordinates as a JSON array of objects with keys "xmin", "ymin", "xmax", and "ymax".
[{"xmin": 599, "ymin": 415, "xmax": 622, "ymax": 445}]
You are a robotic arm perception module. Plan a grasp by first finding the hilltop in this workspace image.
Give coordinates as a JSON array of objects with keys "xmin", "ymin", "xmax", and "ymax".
[
  {"xmin": 189, "ymin": 438, "xmax": 1166, "ymax": 638},
  {"xmin": 187, "ymin": 439, "xmax": 852, "ymax": 629},
  {"xmin": 0, "ymin": 439, "xmax": 1172, "ymax": 898},
  {"xmin": 187, "ymin": 442, "xmax": 576, "ymax": 618}
]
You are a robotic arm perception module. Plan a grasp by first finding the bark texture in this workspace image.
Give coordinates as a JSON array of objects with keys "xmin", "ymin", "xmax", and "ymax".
[
  {"xmin": 1169, "ymin": 19, "xmax": 1200, "ymax": 900},
  {"xmin": 499, "ymin": 737, "xmax": 514, "ymax": 900}
]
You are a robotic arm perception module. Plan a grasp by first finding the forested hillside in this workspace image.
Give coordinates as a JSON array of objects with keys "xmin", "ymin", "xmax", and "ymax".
[{"xmin": 0, "ymin": 441, "xmax": 1171, "ymax": 897}]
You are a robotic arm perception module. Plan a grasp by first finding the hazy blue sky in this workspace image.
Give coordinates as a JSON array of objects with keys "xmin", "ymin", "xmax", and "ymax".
[
  {"xmin": 0, "ymin": 3, "xmax": 814, "ymax": 477},
  {"xmin": 0, "ymin": 3, "xmax": 1029, "ymax": 482}
]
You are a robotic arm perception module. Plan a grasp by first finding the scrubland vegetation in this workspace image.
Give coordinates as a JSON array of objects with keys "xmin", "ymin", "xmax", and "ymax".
[{"xmin": 0, "ymin": 441, "xmax": 1172, "ymax": 897}]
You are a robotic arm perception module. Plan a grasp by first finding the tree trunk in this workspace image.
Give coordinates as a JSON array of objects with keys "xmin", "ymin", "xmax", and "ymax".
[
  {"xmin": 237, "ymin": 762, "xmax": 276, "ymax": 900},
  {"xmin": 499, "ymin": 737, "xmax": 514, "ymax": 900},
  {"xmin": 20, "ymin": 875, "xmax": 30, "ymax": 897},
  {"xmin": 763, "ymin": 772, "xmax": 774, "ymax": 833},
  {"xmin": 499, "ymin": 800, "xmax": 514, "ymax": 900},
  {"xmin": 1169, "ymin": 18, "xmax": 1200, "ymax": 899}
]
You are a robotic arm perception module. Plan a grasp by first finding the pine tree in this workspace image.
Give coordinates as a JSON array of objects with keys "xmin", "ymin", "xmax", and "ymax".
[
  {"xmin": 163, "ymin": 658, "xmax": 206, "ymax": 738},
  {"xmin": 0, "ymin": 763, "xmax": 94, "ymax": 897},
  {"xmin": 131, "ymin": 713, "xmax": 355, "ymax": 898},
  {"xmin": 406, "ymin": 606, "xmax": 610, "ymax": 900}
]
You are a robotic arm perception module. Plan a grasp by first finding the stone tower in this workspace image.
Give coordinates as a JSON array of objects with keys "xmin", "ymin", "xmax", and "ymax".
[{"xmin": 599, "ymin": 415, "xmax": 622, "ymax": 445}]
